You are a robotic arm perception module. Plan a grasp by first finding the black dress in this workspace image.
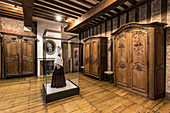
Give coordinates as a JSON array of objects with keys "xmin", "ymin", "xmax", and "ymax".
[{"xmin": 51, "ymin": 66, "xmax": 66, "ymax": 88}]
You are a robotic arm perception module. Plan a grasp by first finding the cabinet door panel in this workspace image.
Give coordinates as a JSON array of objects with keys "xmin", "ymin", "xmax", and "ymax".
[
  {"xmin": 91, "ymin": 39, "xmax": 99, "ymax": 76},
  {"xmin": 85, "ymin": 40, "xmax": 91, "ymax": 74},
  {"xmin": 131, "ymin": 30, "xmax": 148, "ymax": 93},
  {"xmin": 4, "ymin": 35, "xmax": 19, "ymax": 76},
  {"xmin": 21, "ymin": 37, "xmax": 34, "ymax": 75},
  {"xmin": 115, "ymin": 32, "xmax": 128, "ymax": 87}
]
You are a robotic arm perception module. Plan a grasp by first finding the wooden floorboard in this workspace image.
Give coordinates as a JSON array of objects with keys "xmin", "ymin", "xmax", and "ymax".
[{"xmin": 0, "ymin": 73, "xmax": 169, "ymax": 113}]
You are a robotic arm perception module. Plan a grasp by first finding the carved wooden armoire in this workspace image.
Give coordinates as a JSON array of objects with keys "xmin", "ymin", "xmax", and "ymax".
[
  {"xmin": 62, "ymin": 42, "xmax": 83, "ymax": 73},
  {"xmin": 84, "ymin": 37, "xmax": 107, "ymax": 80},
  {"xmin": 112, "ymin": 22, "xmax": 166, "ymax": 99},
  {"xmin": 2, "ymin": 34, "xmax": 35, "ymax": 78}
]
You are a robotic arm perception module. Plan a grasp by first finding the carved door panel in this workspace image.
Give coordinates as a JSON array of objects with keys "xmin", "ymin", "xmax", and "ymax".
[
  {"xmin": 21, "ymin": 37, "xmax": 34, "ymax": 75},
  {"xmin": 85, "ymin": 40, "xmax": 91, "ymax": 74},
  {"xmin": 115, "ymin": 32, "xmax": 128, "ymax": 87},
  {"xmin": 91, "ymin": 39, "xmax": 99, "ymax": 76},
  {"xmin": 131, "ymin": 30, "xmax": 148, "ymax": 93},
  {"xmin": 4, "ymin": 35, "xmax": 19, "ymax": 76}
]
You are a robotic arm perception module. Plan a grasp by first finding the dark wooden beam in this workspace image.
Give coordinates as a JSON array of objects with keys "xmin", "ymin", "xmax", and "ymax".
[
  {"xmin": 0, "ymin": 0, "xmax": 22, "ymax": 7},
  {"xmin": 22, "ymin": 0, "xmax": 34, "ymax": 27},
  {"xmin": 34, "ymin": 5, "xmax": 78, "ymax": 19},
  {"xmin": 66, "ymin": 0, "xmax": 145, "ymax": 31},
  {"xmin": 76, "ymin": 0, "xmax": 95, "ymax": 7},
  {"xmin": 66, "ymin": 0, "xmax": 129, "ymax": 31},
  {"xmin": 35, "ymin": 0, "xmax": 81, "ymax": 17},
  {"xmin": 58, "ymin": 0, "xmax": 90, "ymax": 11},
  {"xmin": 0, "ymin": 9, "xmax": 23, "ymax": 19},
  {"xmin": 0, "ymin": 12, "xmax": 23, "ymax": 20},
  {"xmin": 128, "ymin": 0, "xmax": 137, "ymax": 5},
  {"xmin": 43, "ymin": 0, "xmax": 86, "ymax": 14},
  {"xmin": 120, "ymin": 4, "xmax": 128, "ymax": 9},
  {"xmin": 92, "ymin": 0, "xmax": 100, "ymax": 3}
]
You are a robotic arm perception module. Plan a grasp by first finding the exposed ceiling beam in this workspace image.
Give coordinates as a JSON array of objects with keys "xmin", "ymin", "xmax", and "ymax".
[
  {"xmin": 66, "ymin": 0, "xmax": 119, "ymax": 31},
  {"xmin": 66, "ymin": 0, "xmax": 142, "ymax": 31},
  {"xmin": 35, "ymin": 0, "xmax": 81, "ymax": 17},
  {"xmin": 58, "ymin": 0, "xmax": 90, "ymax": 11},
  {"xmin": 33, "ymin": 12, "xmax": 67, "ymax": 23},
  {"xmin": 92, "ymin": 0, "xmax": 100, "ymax": 3},
  {"xmin": 0, "ymin": 12, "xmax": 23, "ymax": 20},
  {"xmin": 22, "ymin": 0, "xmax": 34, "ymax": 27},
  {"xmin": 34, "ymin": 5, "xmax": 78, "ymax": 19},
  {"xmin": 43, "ymin": 0, "xmax": 86, "ymax": 14},
  {"xmin": 0, "ymin": 0, "xmax": 22, "ymax": 7},
  {"xmin": 76, "ymin": 0, "xmax": 95, "ymax": 7}
]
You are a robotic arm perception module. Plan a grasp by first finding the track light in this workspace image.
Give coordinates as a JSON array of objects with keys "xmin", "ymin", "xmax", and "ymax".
[{"xmin": 14, "ymin": 3, "xmax": 17, "ymax": 10}]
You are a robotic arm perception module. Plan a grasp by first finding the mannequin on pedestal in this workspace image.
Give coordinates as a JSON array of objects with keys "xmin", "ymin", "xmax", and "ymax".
[{"xmin": 51, "ymin": 46, "xmax": 66, "ymax": 88}]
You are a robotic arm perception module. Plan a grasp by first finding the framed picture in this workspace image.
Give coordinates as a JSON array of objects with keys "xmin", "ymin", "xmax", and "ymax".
[{"xmin": 43, "ymin": 40, "xmax": 56, "ymax": 55}]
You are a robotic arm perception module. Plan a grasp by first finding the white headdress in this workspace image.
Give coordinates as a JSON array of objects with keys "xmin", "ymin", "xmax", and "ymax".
[{"xmin": 54, "ymin": 46, "xmax": 63, "ymax": 67}]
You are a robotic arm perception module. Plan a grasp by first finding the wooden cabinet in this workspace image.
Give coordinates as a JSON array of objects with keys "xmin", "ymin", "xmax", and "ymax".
[
  {"xmin": 84, "ymin": 37, "xmax": 107, "ymax": 80},
  {"xmin": 112, "ymin": 22, "xmax": 166, "ymax": 99},
  {"xmin": 3, "ymin": 34, "xmax": 35, "ymax": 78},
  {"xmin": 62, "ymin": 42, "xmax": 83, "ymax": 73}
]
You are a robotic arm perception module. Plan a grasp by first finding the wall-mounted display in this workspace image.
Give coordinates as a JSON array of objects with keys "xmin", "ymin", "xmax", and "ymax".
[{"xmin": 43, "ymin": 40, "xmax": 56, "ymax": 55}]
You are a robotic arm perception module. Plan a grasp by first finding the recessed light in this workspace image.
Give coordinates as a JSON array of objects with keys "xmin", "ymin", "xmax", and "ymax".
[{"xmin": 56, "ymin": 16, "xmax": 62, "ymax": 21}]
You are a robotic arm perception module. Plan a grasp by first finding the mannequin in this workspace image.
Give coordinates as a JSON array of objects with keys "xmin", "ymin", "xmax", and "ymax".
[{"xmin": 51, "ymin": 46, "xmax": 66, "ymax": 88}]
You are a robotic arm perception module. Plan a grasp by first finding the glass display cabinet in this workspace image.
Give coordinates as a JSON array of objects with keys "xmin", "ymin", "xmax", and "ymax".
[{"xmin": 42, "ymin": 29, "xmax": 80, "ymax": 103}]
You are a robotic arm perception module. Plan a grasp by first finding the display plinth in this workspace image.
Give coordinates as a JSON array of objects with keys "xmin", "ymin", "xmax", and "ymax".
[{"xmin": 43, "ymin": 80, "xmax": 79, "ymax": 103}]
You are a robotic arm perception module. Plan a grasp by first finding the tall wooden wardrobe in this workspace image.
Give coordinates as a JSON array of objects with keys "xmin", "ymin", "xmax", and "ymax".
[
  {"xmin": 84, "ymin": 37, "xmax": 107, "ymax": 80},
  {"xmin": 62, "ymin": 42, "xmax": 83, "ymax": 73},
  {"xmin": 1, "ymin": 33, "xmax": 35, "ymax": 78},
  {"xmin": 112, "ymin": 22, "xmax": 166, "ymax": 99}
]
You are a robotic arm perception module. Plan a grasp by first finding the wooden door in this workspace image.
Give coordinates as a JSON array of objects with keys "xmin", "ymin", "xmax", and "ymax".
[
  {"xmin": 131, "ymin": 29, "xmax": 148, "ymax": 93},
  {"xmin": 84, "ymin": 40, "xmax": 91, "ymax": 74},
  {"xmin": 21, "ymin": 37, "xmax": 34, "ymax": 75},
  {"xmin": 91, "ymin": 39, "xmax": 99, "ymax": 76},
  {"xmin": 4, "ymin": 35, "xmax": 19, "ymax": 77},
  {"xmin": 115, "ymin": 32, "xmax": 128, "ymax": 87}
]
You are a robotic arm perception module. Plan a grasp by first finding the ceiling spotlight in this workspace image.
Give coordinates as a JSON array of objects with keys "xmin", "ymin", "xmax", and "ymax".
[
  {"xmin": 14, "ymin": 3, "xmax": 17, "ymax": 10},
  {"xmin": 56, "ymin": 16, "xmax": 62, "ymax": 21}
]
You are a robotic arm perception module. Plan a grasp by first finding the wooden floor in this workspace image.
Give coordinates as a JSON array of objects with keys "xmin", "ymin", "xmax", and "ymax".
[{"xmin": 0, "ymin": 73, "xmax": 170, "ymax": 113}]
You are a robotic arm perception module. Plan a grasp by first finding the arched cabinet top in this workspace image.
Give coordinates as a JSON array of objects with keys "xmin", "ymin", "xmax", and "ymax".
[{"xmin": 111, "ymin": 22, "xmax": 167, "ymax": 37}]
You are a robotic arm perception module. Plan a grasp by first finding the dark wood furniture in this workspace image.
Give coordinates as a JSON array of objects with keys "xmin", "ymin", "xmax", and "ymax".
[
  {"xmin": 112, "ymin": 22, "xmax": 166, "ymax": 99},
  {"xmin": 2, "ymin": 34, "xmax": 35, "ymax": 78},
  {"xmin": 84, "ymin": 37, "xmax": 107, "ymax": 80},
  {"xmin": 62, "ymin": 42, "xmax": 83, "ymax": 73}
]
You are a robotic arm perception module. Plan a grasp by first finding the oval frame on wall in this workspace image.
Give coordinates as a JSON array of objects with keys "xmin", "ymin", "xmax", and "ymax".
[{"xmin": 43, "ymin": 40, "xmax": 56, "ymax": 55}]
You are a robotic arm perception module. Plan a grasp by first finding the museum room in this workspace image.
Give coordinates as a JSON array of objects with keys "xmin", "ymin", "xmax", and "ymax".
[{"xmin": 0, "ymin": 0, "xmax": 170, "ymax": 112}]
